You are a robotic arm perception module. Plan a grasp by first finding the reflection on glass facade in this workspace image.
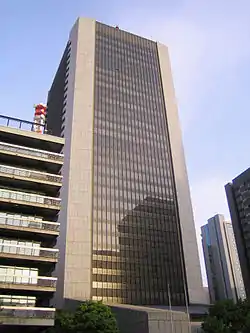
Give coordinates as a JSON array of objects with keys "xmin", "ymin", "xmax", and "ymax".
[{"xmin": 91, "ymin": 23, "xmax": 187, "ymax": 305}]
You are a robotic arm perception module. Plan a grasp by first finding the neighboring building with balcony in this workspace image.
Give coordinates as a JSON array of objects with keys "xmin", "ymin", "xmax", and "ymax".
[{"xmin": 0, "ymin": 115, "xmax": 64, "ymax": 331}]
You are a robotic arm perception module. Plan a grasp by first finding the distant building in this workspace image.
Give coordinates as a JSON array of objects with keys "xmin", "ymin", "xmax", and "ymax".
[
  {"xmin": 0, "ymin": 115, "xmax": 64, "ymax": 330},
  {"xmin": 201, "ymin": 214, "xmax": 245, "ymax": 303},
  {"xmin": 226, "ymin": 168, "xmax": 250, "ymax": 298}
]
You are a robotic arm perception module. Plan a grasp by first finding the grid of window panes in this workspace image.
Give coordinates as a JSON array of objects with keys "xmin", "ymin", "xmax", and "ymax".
[
  {"xmin": 234, "ymin": 184, "xmax": 250, "ymax": 264},
  {"xmin": 92, "ymin": 22, "xmax": 187, "ymax": 305},
  {"xmin": 225, "ymin": 223, "xmax": 246, "ymax": 299},
  {"xmin": 232, "ymin": 180, "xmax": 250, "ymax": 296}
]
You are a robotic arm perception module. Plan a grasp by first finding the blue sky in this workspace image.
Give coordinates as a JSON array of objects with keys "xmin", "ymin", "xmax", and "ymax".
[{"xmin": 1, "ymin": 0, "xmax": 250, "ymax": 283}]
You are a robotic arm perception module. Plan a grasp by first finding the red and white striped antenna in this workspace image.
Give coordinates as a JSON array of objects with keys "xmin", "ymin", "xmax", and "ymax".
[{"xmin": 33, "ymin": 103, "xmax": 47, "ymax": 134}]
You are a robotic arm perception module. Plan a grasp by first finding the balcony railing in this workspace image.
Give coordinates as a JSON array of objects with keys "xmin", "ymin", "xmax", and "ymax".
[
  {"xmin": 0, "ymin": 243, "xmax": 59, "ymax": 260},
  {"xmin": 0, "ymin": 274, "xmax": 57, "ymax": 288},
  {"xmin": 0, "ymin": 295, "xmax": 36, "ymax": 307},
  {"xmin": 0, "ymin": 164, "xmax": 62, "ymax": 184},
  {"xmin": 0, "ymin": 306, "xmax": 55, "ymax": 319},
  {"xmin": 0, "ymin": 141, "xmax": 63, "ymax": 162},
  {"xmin": 0, "ymin": 214, "xmax": 60, "ymax": 232},
  {"xmin": 0, "ymin": 188, "xmax": 61, "ymax": 208},
  {"xmin": 0, "ymin": 115, "xmax": 46, "ymax": 133}
]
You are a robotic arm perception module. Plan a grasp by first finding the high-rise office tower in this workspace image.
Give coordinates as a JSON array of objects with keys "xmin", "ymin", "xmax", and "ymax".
[
  {"xmin": 0, "ymin": 115, "xmax": 64, "ymax": 330},
  {"xmin": 47, "ymin": 17, "xmax": 205, "ymax": 308},
  {"xmin": 226, "ymin": 168, "xmax": 250, "ymax": 298},
  {"xmin": 201, "ymin": 214, "xmax": 245, "ymax": 303}
]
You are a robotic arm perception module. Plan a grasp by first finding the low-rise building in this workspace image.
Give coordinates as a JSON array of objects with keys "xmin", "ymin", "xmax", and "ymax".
[{"xmin": 0, "ymin": 115, "xmax": 64, "ymax": 331}]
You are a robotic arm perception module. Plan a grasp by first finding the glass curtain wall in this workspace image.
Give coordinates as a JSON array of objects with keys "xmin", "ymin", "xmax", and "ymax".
[{"xmin": 91, "ymin": 22, "xmax": 187, "ymax": 306}]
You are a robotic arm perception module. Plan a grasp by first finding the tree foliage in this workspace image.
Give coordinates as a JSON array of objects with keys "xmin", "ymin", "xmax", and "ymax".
[
  {"xmin": 202, "ymin": 316, "xmax": 227, "ymax": 333},
  {"xmin": 202, "ymin": 298, "xmax": 250, "ymax": 333},
  {"xmin": 47, "ymin": 301, "xmax": 119, "ymax": 333}
]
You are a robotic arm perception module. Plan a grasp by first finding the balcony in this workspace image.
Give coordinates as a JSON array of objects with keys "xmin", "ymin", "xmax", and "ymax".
[
  {"xmin": 0, "ymin": 164, "xmax": 62, "ymax": 184},
  {"xmin": 0, "ymin": 164, "xmax": 62, "ymax": 195},
  {"xmin": 0, "ymin": 213, "xmax": 59, "ymax": 239},
  {"xmin": 0, "ymin": 115, "xmax": 64, "ymax": 153},
  {"xmin": 0, "ymin": 115, "xmax": 46, "ymax": 133},
  {"xmin": 0, "ymin": 188, "xmax": 61, "ymax": 216},
  {"xmin": 0, "ymin": 306, "xmax": 55, "ymax": 326},
  {"xmin": 0, "ymin": 141, "xmax": 63, "ymax": 173},
  {"xmin": 0, "ymin": 274, "xmax": 57, "ymax": 293},
  {"xmin": 0, "ymin": 243, "xmax": 58, "ymax": 266}
]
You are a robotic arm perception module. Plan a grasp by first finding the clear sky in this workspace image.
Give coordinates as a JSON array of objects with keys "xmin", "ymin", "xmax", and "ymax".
[{"xmin": 1, "ymin": 0, "xmax": 250, "ymax": 284}]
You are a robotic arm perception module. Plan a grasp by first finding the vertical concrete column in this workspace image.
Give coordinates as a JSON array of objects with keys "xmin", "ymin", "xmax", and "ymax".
[
  {"xmin": 157, "ymin": 43, "xmax": 205, "ymax": 305},
  {"xmin": 55, "ymin": 18, "xmax": 96, "ymax": 306}
]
